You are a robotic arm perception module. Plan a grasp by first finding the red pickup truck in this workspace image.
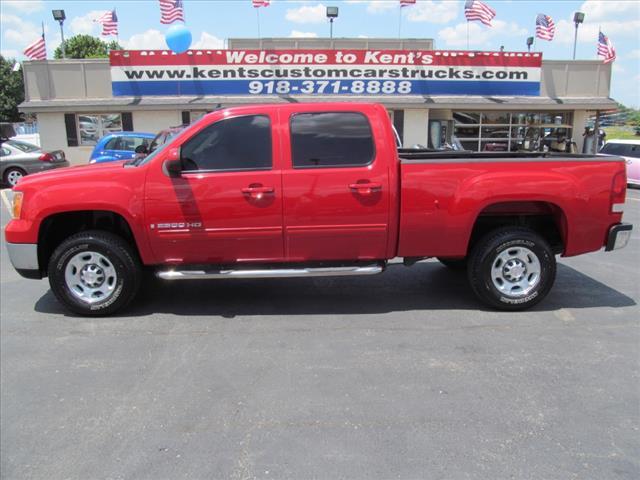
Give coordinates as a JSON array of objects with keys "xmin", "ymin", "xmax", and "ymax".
[{"xmin": 4, "ymin": 103, "xmax": 632, "ymax": 315}]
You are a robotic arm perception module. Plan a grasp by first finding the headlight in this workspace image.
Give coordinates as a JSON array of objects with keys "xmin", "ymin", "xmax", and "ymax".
[{"xmin": 11, "ymin": 191, "xmax": 23, "ymax": 220}]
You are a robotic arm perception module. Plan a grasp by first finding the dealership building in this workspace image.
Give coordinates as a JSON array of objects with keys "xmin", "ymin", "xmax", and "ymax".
[{"xmin": 19, "ymin": 37, "xmax": 616, "ymax": 165}]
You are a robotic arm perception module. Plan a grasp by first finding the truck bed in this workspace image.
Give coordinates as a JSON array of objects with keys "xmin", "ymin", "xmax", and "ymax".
[{"xmin": 397, "ymin": 151, "xmax": 626, "ymax": 259}]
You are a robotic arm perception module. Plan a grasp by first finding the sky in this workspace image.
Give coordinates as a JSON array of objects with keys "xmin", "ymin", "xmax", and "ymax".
[{"xmin": 1, "ymin": 0, "xmax": 639, "ymax": 106}]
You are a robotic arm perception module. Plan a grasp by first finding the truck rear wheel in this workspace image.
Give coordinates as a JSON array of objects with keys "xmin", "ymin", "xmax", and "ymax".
[
  {"xmin": 467, "ymin": 227, "xmax": 556, "ymax": 311},
  {"xmin": 48, "ymin": 231, "xmax": 141, "ymax": 316}
]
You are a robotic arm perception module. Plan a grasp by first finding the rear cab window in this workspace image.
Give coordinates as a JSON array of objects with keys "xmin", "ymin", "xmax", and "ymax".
[
  {"xmin": 6, "ymin": 140, "xmax": 40, "ymax": 153},
  {"xmin": 290, "ymin": 112, "xmax": 375, "ymax": 168}
]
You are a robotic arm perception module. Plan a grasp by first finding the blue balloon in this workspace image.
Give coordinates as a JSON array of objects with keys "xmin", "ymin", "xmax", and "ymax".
[{"xmin": 165, "ymin": 24, "xmax": 192, "ymax": 54}]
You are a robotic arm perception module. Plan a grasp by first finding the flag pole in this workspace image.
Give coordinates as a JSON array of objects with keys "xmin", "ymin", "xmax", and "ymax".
[
  {"xmin": 256, "ymin": 9, "xmax": 261, "ymax": 39},
  {"xmin": 398, "ymin": 5, "xmax": 402, "ymax": 38}
]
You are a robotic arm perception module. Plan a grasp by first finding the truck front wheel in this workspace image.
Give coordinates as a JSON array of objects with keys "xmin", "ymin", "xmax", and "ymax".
[
  {"xmin": 48, "ymin": 231, "xmax": 141, "ymax": 316},
  {"xmin": 467, "ymin": 227, "xmax": 556, "ymax": 311}
]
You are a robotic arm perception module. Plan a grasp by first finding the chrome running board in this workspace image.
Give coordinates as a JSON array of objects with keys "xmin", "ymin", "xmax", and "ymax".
[{"xmin": 156, "ymin": 263, "xmax": 385, "ymax": 280}]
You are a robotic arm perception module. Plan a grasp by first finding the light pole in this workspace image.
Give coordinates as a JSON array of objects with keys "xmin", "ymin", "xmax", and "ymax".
[
  {"xmin": 52, "ymin": 9, "xmax": 66, "ymax": 59},
  {"xmin": 572, "ymin": 11, "xmax": 585, "ymax": 60},
  {"xmin": 326, "ymin": 6, "xmax": 338, "ymax": 39},
  {"xmin": 526, "ymin": 37, "xmax": 534, "ymax": 53}
]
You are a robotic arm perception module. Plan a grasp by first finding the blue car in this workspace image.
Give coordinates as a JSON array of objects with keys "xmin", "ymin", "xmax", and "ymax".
[{"xmin": 89, "ymin": 132, "xmax": 155, "ymax": 164}]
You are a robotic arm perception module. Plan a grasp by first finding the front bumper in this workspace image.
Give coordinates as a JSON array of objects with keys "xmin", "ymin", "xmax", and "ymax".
[
  {"xmin": 5, "ymin": 242, "xmax": 42, "ymax": 279},
  {"xmin": 605, "ymin": 223, "xmax": 633, "ymax": 251}
]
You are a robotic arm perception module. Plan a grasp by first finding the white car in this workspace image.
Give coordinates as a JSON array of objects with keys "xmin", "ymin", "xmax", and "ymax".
[{"xmin": 600, "ymin": 139, "xmax": 640, "ymax": 187}]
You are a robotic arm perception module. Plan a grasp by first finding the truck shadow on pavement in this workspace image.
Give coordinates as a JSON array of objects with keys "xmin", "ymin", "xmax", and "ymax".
[{"xmin": 34, "ymin": 262, "xmax": 637, "ymax": 318}]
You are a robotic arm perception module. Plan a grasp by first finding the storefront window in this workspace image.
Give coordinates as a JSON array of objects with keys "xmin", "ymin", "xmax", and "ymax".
[
  {"xmin": 77, "ymin": 114, "xmax": 123, "ymax": 146},
  {"xmin": 481, "ymin": 112, "xmax": 511, "ymax": 125},
  {"xmin": 453, "ymin": 111, "xmax": 573, "ymax": 152}
]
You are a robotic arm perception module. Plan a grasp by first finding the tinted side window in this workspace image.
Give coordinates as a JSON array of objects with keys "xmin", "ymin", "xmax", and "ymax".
[
  {"xmin": 104, "ymin": 137, "xmax": 120, "ymax": 150},
  {"xmin": 119, "ymin": 136, "xmax": 149, "ymax": 152},
  {"xmin": 290, "ymin": 112, "xmax": 374, "ymax": 168},
  {"xmin": 181, "ymin": 115, "xmax": 271, "ymax": 172},
  {"xmin": 626, "ymin": 145, "xmax": 640, "ymax": 158},
  {"xmin": 600, "ymin": 143, "xmax": 627, "ymax": 156}
]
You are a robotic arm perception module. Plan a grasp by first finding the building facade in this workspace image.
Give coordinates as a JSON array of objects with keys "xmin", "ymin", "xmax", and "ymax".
[{"xmin": 19, "ymin": 38, "xmax": 616, "ymax": 165}]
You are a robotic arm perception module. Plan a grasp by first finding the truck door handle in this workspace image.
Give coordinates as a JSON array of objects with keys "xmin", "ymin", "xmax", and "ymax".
[
  {"xmin": 349, "ymin": 182, "xmax": 382, "ymax": 195},
  {"xmin": 241, "ymin": 185, "xmax": 275, "ymax": 199}
]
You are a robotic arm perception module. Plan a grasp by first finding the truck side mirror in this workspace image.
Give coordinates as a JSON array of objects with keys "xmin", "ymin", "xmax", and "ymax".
[
  {"xmin": 163, "ymin": 148, "xmax": 182, "ymax": 178},
  {"xmin": 134, "ymin": 144, "xmax": 148, "ymax": 154}
]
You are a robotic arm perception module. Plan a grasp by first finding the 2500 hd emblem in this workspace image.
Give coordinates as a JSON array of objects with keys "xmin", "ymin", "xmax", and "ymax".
[{"xmin": 150, "ymin": 222, "xmax": 203, "ymax": 230}]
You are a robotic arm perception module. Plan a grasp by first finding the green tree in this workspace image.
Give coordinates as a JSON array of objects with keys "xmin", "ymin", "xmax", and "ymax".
[
  {"xmin": 54, "ymin": 34, "xmax": 122, "ymax": 59},
  {"xmin": 0, "ymin": 55, "xmax": 25, "ymax": 122}
]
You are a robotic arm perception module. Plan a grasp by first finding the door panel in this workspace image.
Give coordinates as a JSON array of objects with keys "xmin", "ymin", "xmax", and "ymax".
[
  {"xmin": 145, "ymin": 171, "xmax": 283, "ymax": 264},
  {"xmin": 281, "ymin": 110, "xmax": 390, "ymax": 261},
  {"xmin": 144, "ymin": 112, "xmax": 283, "ymax": 265},
  {"xmin": 283, "ymin": 167, "xmax": 389, "ymax": 261}
]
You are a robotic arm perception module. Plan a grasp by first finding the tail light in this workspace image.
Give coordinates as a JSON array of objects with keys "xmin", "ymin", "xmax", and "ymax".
[
  {"xmin": 38, "ymin": 152, "xmax": 54, "ymax": 162},
  {"xmin": 610, "ymin": 170, "xmax": 626, "ymax": 213}
]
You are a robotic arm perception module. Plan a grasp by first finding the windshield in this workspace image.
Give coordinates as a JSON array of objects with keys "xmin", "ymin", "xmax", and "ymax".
[
  {"xmin": 135, "ymin": 138, "xmax": 172, "ymax": 166},
  {"xmin": 7, "ymin": 139, "xmax": 41, "ymax": 153},
  {"xmin": 600, "ymin": 142, "xmax": 639, "ymax": 157}
]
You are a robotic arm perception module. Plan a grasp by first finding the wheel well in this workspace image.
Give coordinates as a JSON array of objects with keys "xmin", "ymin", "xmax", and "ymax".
[
  {"xmin": 3, "ymin": 166, "xmax": 27, "ymax": 181},
  {"xmin": 468, "ymin": 202, "xmax": 566, "ymax": 255},
  {"xmin": 38, "ymin": 211, "xmax": 137, "ymax": 275}
]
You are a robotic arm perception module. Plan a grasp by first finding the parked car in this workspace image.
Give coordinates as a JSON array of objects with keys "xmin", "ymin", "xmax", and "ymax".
[
  {"xmin": 4, "ymin": 103, "xmax": 632, "ymax": 316},
  {"xmin": 1, "ymin": 139, "xmax": 69, "ymax": 187},
  {"xmin": 89, "ymin": 132, "xmax": 155, "ymax": 164},
  {"xmin": 600, "ymin": 139, "xmax": 640, "ymax": 187}
]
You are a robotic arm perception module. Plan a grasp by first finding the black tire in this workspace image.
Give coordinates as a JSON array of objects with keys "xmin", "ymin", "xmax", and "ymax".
[
  {"xmin": 467, "ymin": 227, "xmax": 556, "ymax": 311},
  {"xmin": 437, "ymin": 257, "xmax": 467, "ymax": 270},
  {"xmin": 48, "ymin": 230, "xmax": 141, "ymax": 316},
  {"xmin": 3, "ymin": 167, "xmax": 26, "ymax": 187}
]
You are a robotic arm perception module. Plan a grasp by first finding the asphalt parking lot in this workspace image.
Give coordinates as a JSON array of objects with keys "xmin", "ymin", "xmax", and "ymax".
[{"xmin": 1, "ymin": 189, "xmax": 639, "ymax": 480}]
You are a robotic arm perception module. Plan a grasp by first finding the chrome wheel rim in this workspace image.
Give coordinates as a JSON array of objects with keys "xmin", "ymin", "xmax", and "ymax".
[
  {"xmin": 490, "ymin": 246, "xmax": 541, "ymax": 297},
  {"xmin": 6, "ymin": 170, "xmax": 23, "ymax": 186},
  {"xmin": 64, "ymin": 251, "xmax": 118, "ymax": 304}
]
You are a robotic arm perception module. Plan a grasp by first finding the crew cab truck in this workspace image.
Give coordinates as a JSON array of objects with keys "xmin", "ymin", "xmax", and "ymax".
[{"xmin": 4, "ymin": 103, "xmax": 633, "ymax": 316}]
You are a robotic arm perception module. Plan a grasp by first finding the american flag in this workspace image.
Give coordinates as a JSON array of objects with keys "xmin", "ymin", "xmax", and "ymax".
[
  {"xmin": 159, "ymin": 0, "xmax": 185, "ymax": 24},
  {"xmin": 23, "ymin": 34, "xmax": 46, "ymax": 61},
  {"xmin": 464, "ymin": 0, "xmax": 496, "ymax": 27},
  {"xmin": 535, "ymin": 13, "xmax": 555, "ymax": 41},
  {"xmin": 400, "ymin": 0, "xmax": 417, "ymax": 6},
  {"xmin": 597, "ymin": 31, "xmax": 616, "ymax": 64},
  {"xmin": 252, "ymin": 0, "xmax": 270, "ymax": 7},
  {"xmin": 95, "ymin": 10, "xmax": 118, "ymax": 36}
]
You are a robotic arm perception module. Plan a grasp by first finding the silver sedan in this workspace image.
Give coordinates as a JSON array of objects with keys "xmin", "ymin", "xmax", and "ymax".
[{"xmin": 1, "ymin": 139, "xmax": 70, "ymax": 187}]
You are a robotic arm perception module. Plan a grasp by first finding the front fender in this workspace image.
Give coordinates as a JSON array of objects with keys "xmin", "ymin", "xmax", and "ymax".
[{"xmin": 5, "ymin": 164, "xmax": 155, "ymax": 264}]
